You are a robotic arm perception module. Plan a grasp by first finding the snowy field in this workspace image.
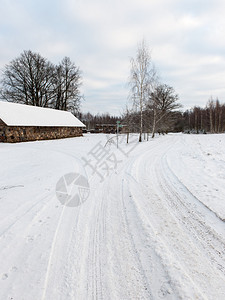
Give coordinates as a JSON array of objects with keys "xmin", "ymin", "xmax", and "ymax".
[{"xmin": 0, "ymin": 133, "xmax": 225, "ymax": 300}]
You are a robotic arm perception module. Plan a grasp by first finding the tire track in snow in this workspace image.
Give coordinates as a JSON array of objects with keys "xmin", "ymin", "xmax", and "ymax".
[
  {"xmin": 41, "ymin": 204, "xmax": 69, "ymax": 300},
  {"xmin": 157, "ymin": 152, "xmax": 225, "ymax": 277},
  {"xmin": 87, "ymin": 199, "xmax": 104, "ymax": 300},
  {"xmin": 90, "ymin": 155, "xmax": 155, "ymax": 299},
  {"xmin": 133, "ymin": 136, "xmax": 225, "ymax": 299},
  {"xmin": 126, "ymin": 159, "xmax": 204, "ymax": 298},
  {"xmin": 106, "ymin": 181, "xmax": 153, "ymax": 299},
  {"xmin": 99, "ymin": 144, "xmax": 179, "ymax": 299},
  {"xmin": 121, "ymin": 177, "xmax": 170, "ymax": 299},
  {"xmin": 120, "ymin": 178, "xmax": 153, "ymax": 299}
]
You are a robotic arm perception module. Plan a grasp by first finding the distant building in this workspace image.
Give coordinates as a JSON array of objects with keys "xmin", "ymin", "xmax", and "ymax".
[
  {"xmin": 0, "ymin": 101, "xmax": 85, "ymax": 143},
  {"xmin": 94, "ymin": 124, "xmax": 117, "ymax": 133}
]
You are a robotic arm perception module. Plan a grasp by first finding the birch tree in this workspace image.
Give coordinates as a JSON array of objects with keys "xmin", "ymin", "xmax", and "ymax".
[{"xmin": 129, "ymin": 40, "xmax": 156, "ymax": 142}]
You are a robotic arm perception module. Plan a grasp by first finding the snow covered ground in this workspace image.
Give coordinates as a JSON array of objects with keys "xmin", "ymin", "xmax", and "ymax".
[{"xmin": 0, "ymin": 133, "xmax": 225, "ymax": 300}]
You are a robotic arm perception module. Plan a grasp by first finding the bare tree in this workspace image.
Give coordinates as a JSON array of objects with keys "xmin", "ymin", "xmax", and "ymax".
[
  {"xmin": 0, "ymin": 50, "xmax": 55, "ymax": 107},
  {"xmin": 129, "ymin": 40, "xmax": 156, "ymax": 142},
  {"xmin": 208, "ymin": 98, "xmax": 215, "ymax": 133},
  {"xmin": 53, "ymin": 57, "xmax": 82, "ymax": 114},
  {"xmin": 148, "ymin": 84, "xmax": 181, "ymax": 137},
  {"xmin": 0, "ymin": 51, "xmax": 83, "ymax": 114}
]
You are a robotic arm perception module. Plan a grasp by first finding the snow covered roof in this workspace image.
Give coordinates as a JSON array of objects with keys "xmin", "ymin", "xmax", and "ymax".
[{"xmin": 0, "ymin": 101, "xmax": 85, "ymax": 127}]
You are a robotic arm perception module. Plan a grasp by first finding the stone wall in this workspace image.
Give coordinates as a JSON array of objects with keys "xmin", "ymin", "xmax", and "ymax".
[
  {"xmin": 0, "ymin": 125, "xmax": 83, "ymax": 143},
  {"xmin": 0, "ymin": 119, "xmax": 5, "ymax": 126}
]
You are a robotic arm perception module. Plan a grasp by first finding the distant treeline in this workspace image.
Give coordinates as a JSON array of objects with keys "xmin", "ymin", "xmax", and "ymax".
[
  {"xmin": 79, "ymin": 112, "xmax": 122, "ymax": 130},
  {"xmin": 80, "ymin": 98, "xmax": 225, "ymax": 134},
  {"xmin": 182, "ymin": 98, "xmax": 225, "ymax": 133}
]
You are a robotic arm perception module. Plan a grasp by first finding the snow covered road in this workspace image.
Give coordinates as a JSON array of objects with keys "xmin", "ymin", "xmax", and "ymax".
[{"xmin": 0, "ymin": 134, "xmax": 225, "ymax": 299}]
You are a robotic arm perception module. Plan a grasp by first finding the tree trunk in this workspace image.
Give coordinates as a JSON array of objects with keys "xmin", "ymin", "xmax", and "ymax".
[
  {"xmin": 209, "ymin": 105, "xmax": 214, "ymax": 133},
  {"xmin": 218, "ymin": 110, "xmax": 222, "ymax": 133},
  {"xmin": 152, "ymin": 109, "xmax": 156, "ymax": 138},
  {"xmin": 139, "ymin": 107, "xmax": 143, "ymax": 142}
]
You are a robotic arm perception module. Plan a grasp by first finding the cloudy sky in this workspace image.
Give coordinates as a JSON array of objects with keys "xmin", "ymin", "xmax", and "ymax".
[{"xmin": 1, "ymin": 0, "xmax": 225, "ymax": 115}]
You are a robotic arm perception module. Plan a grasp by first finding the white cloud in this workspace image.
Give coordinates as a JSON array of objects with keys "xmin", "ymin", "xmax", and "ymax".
[
  {"xmin": 1, "ymin": 0, "xmax": 225, "ymax": 113},
  {"xmin": 178, "ymin": 15, "xmax": 202, "ymax": 29},
  {"xmin": 84, "ymin": 78, "xmax": 110, "ymax": 90},
  {"xmin": 38, "ymin": 41, "xmax": 72, "ymax": 59}
]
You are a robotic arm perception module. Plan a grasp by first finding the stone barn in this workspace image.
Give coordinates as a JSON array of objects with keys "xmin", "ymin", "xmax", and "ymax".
[{"xmin": 0, "ymin": 101, "xmax": 85, "ymax": 143}]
